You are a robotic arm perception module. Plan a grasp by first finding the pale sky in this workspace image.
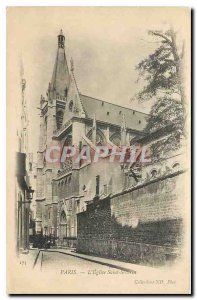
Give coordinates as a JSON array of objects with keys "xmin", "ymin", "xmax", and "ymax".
[{"xmin": 7, "ymin": 7, "xmax": 190, "ymax": 157}]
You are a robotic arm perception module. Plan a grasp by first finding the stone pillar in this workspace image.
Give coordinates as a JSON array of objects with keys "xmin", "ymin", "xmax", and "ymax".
[
  {"xmin": 45, "ymin": 169, "xmax": 53, "ymax": 205},
  {"xmin": 47, "ymin": 103, "xmax": 56, "ymax": 145},
  {"xmin": 38, "ymin": 115, "xmax": 44, "ymax": 150},
  {"xmin": 72, "ymin": 119, "xmax": 86, "ymax": 147},
  {"xmin": 106, "ymin": 126, "xmax": 110, "ymax": 141},
  {"xmin": 126, "ymin": 132, "xmax": 130, "ymax": 146},
  {"xmin": 92, "ymin": 114, "xmax": 97, "ymax": 145},
  {"xmin": 19, "ymin": 190, "xmax": 31, "ymax": 252},
  {"xmin": 121, "ymin": 113, "xmax": 126, "ymax": 146}
]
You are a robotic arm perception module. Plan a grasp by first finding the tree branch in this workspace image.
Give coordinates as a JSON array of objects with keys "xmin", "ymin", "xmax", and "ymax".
[{"xmin": 149, "ymin": 30, "xmax": 173, "ymax": 46}]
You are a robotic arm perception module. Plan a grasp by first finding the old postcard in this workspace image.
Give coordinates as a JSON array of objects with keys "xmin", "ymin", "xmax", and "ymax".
[{"xmin": 7, "ymin": 7, "xmax": 191, "ymax": 294}]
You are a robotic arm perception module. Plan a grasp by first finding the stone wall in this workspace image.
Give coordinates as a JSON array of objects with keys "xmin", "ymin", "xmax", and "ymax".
[
  {"xmin": 78, "ymin": 159, "xmax": 125, "ymax": 211},
  {"xmin": 77, "ymin": 171, "xmax": 184, "ymax": 266},
  {"xmin": 77, "ymin": 198, "xmax": 112, "ymax": 239},
  {"xmin": 111, "ymin": 171, "xmax": 184, "ymax": 232}
]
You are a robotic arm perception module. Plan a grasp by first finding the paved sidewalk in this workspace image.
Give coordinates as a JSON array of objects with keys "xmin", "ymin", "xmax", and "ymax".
[
  {"xmin": 44, "ymin": 248, "xmax": 155, "ymax": 274},
  {"xmin": 19, "ymin": 248, "xmax": 39, "ymax": 268}
]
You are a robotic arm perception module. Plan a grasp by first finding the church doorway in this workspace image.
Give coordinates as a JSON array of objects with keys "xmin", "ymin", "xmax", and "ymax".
[{"xmin": 59, "ymin": 210, "xmax": 67, "ymax": 242}]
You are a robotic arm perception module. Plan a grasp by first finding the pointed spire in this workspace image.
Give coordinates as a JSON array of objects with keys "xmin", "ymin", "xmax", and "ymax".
[
  {"xmin": 19, "ymin": 57, "xmax": 29, "ymax": 154},
  {"xmin": 121, "ymin": 113, "xmax": 126, "ymax": 146},
  {"xmin": 20, "ymin": 56, "xmax": 26, "ymax": 92},
  {"xmin": 121, "ymin": 113, "xmax": 126, "ymax": 131},
  {"xmin": 62, "ymin": 65, "xmax": 86, "ymax": 124},
  {"xmin": 93, "ymin": 114, "xmax": 96, "ymax": 129},
  {"xmin": 108, "ymin": 177, "xmax": 113, "ymax": 194},
  {"xmin": 50, "ymin": 29, "xmax": 69, "ymax": 99},
  {"xmin": 92, "ymin": 114, "xmax": 97, "ymax": 145}
]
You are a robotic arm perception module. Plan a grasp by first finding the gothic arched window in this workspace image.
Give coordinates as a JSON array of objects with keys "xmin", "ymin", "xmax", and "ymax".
[
  {"xmin": 64, "ymin": 134, "xmax": 72, "ymax": 146},
  {"xmin": 68, "ymin": 176, "xmax": 71, "ymax": 184},
  {"xmin": 60, "ymin": 135, "xmax": 73, "ymax": 169},
  {"xmin": 44, "ymin": 116, "xmax": 47, "ymax": 143},
  {"xmin": 29, "ymin": 162, "xmax": 32, "ymax": 172},
  {"xmin": 59, "ymin": 210, "xmax": 67, "ymax": 239},
  {"xmin": 60, "ymin": 210, "xmax": 67, "ymax": 223},
  {"xmin": 110, "ymin": 133, "xmax": 121, "ymax": 146},
  {"xmin": 69, "ymin": 100, "xmax": 73, "ymax": 112},
  {"xmin": 64, "ymin": 88, "xmax": 68, "ymax": 98},
  {"xmin": 87, "ymin": 129, "xmax": 106, "ymax": 146},
  {"xmin": 56, "ymin": 110, "xmax": 64, "ymax": 130}
]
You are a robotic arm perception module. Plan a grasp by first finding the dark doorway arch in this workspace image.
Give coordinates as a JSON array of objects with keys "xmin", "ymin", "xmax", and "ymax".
[{"xmin": 59, "ymin": 210, "xmax": 67, "ymax": 239}]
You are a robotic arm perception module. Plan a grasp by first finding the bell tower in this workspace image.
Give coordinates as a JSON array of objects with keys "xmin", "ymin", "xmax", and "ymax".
[
  {"xmin": 36, "ymin": 29, "xmax": 70, "ymax": 236},
  {"xmin": 58, "ymin": 29, "xmax": 65, "ymax": 49},
  {"xmin": 49, "ymin": 29, "xmax": 70, "ymax": 100}
]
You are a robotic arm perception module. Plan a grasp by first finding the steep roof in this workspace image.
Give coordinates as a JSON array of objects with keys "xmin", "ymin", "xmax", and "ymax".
[{"xmin": 80, "ymin": 94, "xmax": 148, "ymax": 131}]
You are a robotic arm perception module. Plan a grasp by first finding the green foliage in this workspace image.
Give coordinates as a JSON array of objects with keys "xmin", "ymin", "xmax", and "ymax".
[
  {"xmin": 134, "ymin": 29, "xmax": 185, "ymax": 158},
  {"xmin": 135, "ymin": 30, "xmax": 183, "ymax": 102},
  {"xmin": 147, "ymin": 96, "xmax": 184, "ymax": 134},
  {"xmin": 136, "ymin": 46, "xmax": 178, "ymax": 101},
  {"xmin": 146, "ymin": 96, "xmax": 184, "ymax": 159}
]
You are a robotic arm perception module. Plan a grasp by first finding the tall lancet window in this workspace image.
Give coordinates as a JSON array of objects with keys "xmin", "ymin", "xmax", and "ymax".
[
  {"xmin": 110, "ymin": 133, "xmax": 121, "ymax": 146},
  {"xmin": 64, "ymin": 87, "xmax": 68, "ymax": 98},
  {"xmin": 56, "ymin": 110, "xmax": 64, "ymax": 130}
]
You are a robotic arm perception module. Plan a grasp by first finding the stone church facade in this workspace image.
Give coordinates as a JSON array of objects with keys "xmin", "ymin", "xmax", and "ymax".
[
  {"xmin": 35, "ymin": 30, "xmax": 184, "ymax": 254},
  {"xmin": 35, "ymin": 30, "xmax": 148, "ymax": 242}
]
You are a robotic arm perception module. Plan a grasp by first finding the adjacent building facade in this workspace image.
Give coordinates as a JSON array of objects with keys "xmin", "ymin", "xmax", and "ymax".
[{"xmin": 15, "ymin": 64, "xmax": 34, "ymax": 253}]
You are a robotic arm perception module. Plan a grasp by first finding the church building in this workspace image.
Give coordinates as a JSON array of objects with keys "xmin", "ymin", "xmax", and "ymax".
[{"xmin": 35, "ymin": 30, "xmax": 151, "ymax": 246}]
